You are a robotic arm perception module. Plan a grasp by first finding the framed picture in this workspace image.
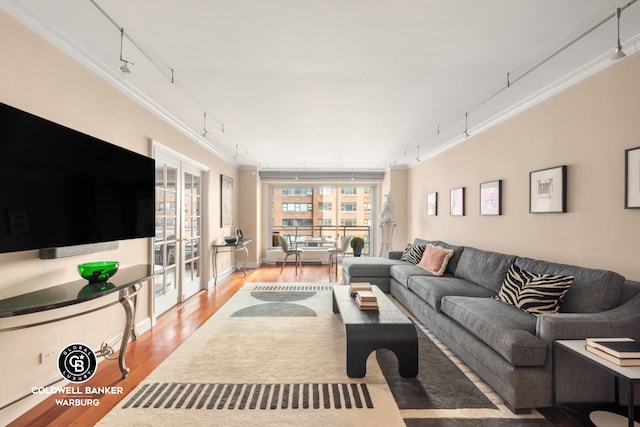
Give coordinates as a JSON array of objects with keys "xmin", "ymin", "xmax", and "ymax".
[
  {"xmin": 625, "ymin": 146, "xmax": 640, "ymax": 209},
  {"xmin": 529, "ymin": 165, "xmax": 567, "ymax": 213},
  {"xmin": 220, "ymin": 175, "xmax": 233, "ymax": 227},
  {"xmin": 426, "ymin": 192, "xmax": 438, "ymax": 216},
  {"xmin": 480, "ymin": 180, "xmax": 502, "ymax": 216},
  {"xmin": 450, "ymin": 187, "xmax": 465, "ymax": 216}
]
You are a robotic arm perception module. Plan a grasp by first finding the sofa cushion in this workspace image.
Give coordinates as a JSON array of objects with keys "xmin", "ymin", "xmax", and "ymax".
[
  {"xmin": 400, "ymin": 243, "xmax": 426, "ymax": 264},
  {"xmin": 455, "ymin": 247, "xmax": 517, "ymax": 293},
  {"xmin": 495, "ymin": 263, "xmax": 575, "ymax": 316},
  {"xmin": 408, "ymin": 276, "xmax": 495, "ymax": 312},
  {"xmin": 390, "ymin": 264, "xmax": 433, "ymax": 288},
  {"xmin": 418, "ymin": 244, "xmax": 453, "ymax": 276},
  {"xmin": 342, "ymin": 256, "xmax": 406, "ymax": 278},
  {"xmin": 515, "ymin": 258, "xmax": 624, "ymax": 313},
  {"xmin": 441, "ymin": 296, "xmax": 547, "ymax": 366},
  {"xmin": 434, "ymin": 241, "xmax": 465, "ymax": 276}
]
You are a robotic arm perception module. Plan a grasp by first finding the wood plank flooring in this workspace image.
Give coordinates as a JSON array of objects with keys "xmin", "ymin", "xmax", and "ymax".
[{"xmin": 8, "ymin": 264, "xmax": 581, "ymax": 426}]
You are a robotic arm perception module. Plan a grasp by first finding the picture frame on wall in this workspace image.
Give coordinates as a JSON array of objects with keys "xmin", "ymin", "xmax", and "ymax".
[
  {"xmin": 625, "ymin": 146, "xmax": 640, "ymax": 209},
  {"xmin": 426, "ymin": 192, "xmax": 437, "ymax": 216},
  {"xmin": 220, "ymin": 174, "xmax": 233, "ymax": 227},
  {"xmin": 450, "ymin": 187, "xmax": 465, "ymax": 216},
  {"xmin": 480, "ymin": 180, "xmax": 502, "ymax": 216},
  {"xmin": 529, "ymin": 165, "xmax": 567, "ymax": 213}
]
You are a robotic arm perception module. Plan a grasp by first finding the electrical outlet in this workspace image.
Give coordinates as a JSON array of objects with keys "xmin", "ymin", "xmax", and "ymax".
[{"xmin": 39, "ymin": 348, "xmax": 58, "ymax": 364}]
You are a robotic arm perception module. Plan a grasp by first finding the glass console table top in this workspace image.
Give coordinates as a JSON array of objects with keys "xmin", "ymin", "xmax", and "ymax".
[{"xmin": 0, "ymin": 264, "xmax": 154, "ymax": 318}]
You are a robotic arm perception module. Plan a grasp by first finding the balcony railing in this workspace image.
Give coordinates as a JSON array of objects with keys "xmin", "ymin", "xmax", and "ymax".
[{"xmin": 272, "ymin": 225, "xmax": 371, "ymax": 256}]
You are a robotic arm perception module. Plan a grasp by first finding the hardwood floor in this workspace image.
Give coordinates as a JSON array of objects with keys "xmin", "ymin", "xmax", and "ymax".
[{"xmin": 8, "ymin": 264, "xmax": 581, "ymax": 426}]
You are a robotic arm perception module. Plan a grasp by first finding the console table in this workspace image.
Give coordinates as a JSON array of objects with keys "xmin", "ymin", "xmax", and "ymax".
[
  {"xmin": 0, "ymin": 264, "xmax": 156, "ymax": 379},
  {"xmin": 212, "ymin": 239, "xmax": 251, "ymax": 284}
]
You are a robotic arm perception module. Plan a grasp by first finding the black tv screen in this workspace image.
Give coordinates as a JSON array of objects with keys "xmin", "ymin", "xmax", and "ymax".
[{"xmin": 0, "ymin": 102, "xmax": 155, "ymax": 254}]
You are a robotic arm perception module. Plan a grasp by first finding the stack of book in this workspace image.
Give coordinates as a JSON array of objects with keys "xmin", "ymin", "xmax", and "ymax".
[
  {"xmin": 349, "ymin": 283, "xmax": 372, "ymax": 296},
  {"xmin": 355, "ymin": 290, "xmax": 378, "ymax": 311},
  {"xmin": 585, "ymin": 338, "xmax": 640, "ymax": 366}
]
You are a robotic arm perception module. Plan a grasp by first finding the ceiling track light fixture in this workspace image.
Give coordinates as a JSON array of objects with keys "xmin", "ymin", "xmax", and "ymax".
[
  {"xmin": 464, "ymin": 112, "xmax": 470, "ymax": 138},
  {"xmin": 119, "ymin": 28, "xmax": 134, "ymax": 73},
  {"xmin": 611, "ymin": 7, "xmax": 626, "ymax": 60},
  {"xmin": 201, "ymin": 112, "xmax": 209, "ymax": 137}
]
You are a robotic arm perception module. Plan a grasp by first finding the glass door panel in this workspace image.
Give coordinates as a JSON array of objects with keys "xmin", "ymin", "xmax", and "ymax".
[
  {"xmin": 181, "ymin": 170, "xmax": 202, "ymax": 300},
  {"xmin": 153, "ymin": 156, "xmax": 180, "ymax": 315}
]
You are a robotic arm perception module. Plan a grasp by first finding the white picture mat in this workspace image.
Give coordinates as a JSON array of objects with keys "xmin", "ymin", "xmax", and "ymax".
[{"xmin": 530, "ymin": 167, "xmax": 565, "ymax": 213}]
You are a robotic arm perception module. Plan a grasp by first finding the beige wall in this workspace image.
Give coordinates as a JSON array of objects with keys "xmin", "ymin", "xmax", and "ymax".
[
  {"xmin": 0, "ymin": 10, "xmax": 237, "ymax": 418},
  {"xmin": 408, "ymin": 53, "xmax": 640, "ymax": 280}
]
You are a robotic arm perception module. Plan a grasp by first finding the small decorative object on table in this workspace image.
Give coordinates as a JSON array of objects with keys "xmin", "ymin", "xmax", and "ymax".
[
  {"xmin": 355, "ymin": 290, "xmax": 378, "ymax": 311},
  {"xmin": 224, "ymin": 236, "xmax": 238, "ymax": 245},
  {"xmin": 350, "ymin": 237, "xmax": 365, "ymax": 257},
  {"xmin": 78, "ymin": 261, "xmax": 119, "ymax": 283},
  {"xmin": 77, "ymin": 261, "xmax": 119, "ymax": 297}
]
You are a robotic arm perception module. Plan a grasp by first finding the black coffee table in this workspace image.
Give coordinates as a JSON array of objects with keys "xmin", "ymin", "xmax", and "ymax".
[{"xmin": 332, "ymin": 284, "xmax": 418, "ymax": 378}]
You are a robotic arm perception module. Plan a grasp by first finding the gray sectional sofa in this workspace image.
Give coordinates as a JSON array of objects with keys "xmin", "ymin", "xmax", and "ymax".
[{"xmin": 341, "ymin": 238, "xmax": 640, "ymax": 412}]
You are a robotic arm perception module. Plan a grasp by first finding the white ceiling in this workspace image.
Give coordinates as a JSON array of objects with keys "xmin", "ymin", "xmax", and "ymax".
[{"xmin": 3, "ymin": 0, "xmax": 640, "ymax": 170}]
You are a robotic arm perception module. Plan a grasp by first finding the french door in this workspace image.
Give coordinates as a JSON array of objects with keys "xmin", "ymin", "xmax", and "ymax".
[{"xmin": 153, "ymin": 149, "xmax": 204, "ymax": 316}]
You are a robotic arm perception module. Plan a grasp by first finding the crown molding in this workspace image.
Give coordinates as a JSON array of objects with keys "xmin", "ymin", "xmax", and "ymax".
[{"xmin": 1, "ymin": 0, "xmax": 234, "ymax": 164}]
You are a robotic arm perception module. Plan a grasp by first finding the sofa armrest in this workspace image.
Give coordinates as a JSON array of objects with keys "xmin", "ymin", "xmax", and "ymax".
[
  {"xmin": 537, "ymin": 295, "xmax": 640, "ymax": 343},
  {"xmin": 388, "ymin": 250, "xmax": 403, "ymax": 260}
]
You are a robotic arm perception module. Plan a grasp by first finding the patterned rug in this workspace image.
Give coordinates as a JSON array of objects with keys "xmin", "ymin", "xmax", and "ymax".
[
  {"xmin": 97, "ymin": 283, "xmax": 403, "ymax": 426},
  {"xmin": 98, "ymin": 283, "xmax": 552, "ymax": 426}
]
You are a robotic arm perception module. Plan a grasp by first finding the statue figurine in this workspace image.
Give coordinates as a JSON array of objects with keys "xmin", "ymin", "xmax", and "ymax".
[{"xmin": 379, "ymin": 192, "xmax": 396, "ymax": 223}]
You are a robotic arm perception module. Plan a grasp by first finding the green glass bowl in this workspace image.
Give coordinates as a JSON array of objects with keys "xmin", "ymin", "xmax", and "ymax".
[{"xmin": 78, "ymin": 261, "xmax": 119, "ymax": 283}]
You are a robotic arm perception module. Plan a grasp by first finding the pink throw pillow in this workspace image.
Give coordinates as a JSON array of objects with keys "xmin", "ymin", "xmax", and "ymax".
[{"xmin": 418, "ymin": 244, "xmax": 454, "ymax": 276}]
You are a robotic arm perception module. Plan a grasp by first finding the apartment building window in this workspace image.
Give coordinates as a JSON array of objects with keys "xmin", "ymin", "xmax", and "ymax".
[
  {"xmin": 283, "ymin": 187, "xmax": 313, "ymax": 196},
  {"xmin": 364, "ymin": 202, "xmax": 371, "ymax": 212},
  {"xmin": 283, "ymin": 219, "xmax": 313, "ymax": 227},
  {"xmin": 318, "ymin": 202, "xmax": 332, "ymax": 211},
  {"xmin": 341, "ymin": 202, "xmax": 357, "ymax": 212},
  {"xmin": 341, "ymin": 187, "xmax": 357, "ymax": 195},
  {"xmin": 283, "ymin": 203, "xmax": 312, "ymax": 212},
  {"xmin": 319, "ymin": 187, "xmax": 332, "ymax": 196},
  {"xmin": 341, "ymin": 219, "xmax": 357, "ymax": 226},
  {"xmin": 318, "ymin": 219, "xmax": 332, "ymax": 226}
]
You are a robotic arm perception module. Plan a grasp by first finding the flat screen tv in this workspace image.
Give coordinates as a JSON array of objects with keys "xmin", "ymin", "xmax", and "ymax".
[{"xmin": 0, "ymin": 102, "xmax": 155, "ymax": 254}]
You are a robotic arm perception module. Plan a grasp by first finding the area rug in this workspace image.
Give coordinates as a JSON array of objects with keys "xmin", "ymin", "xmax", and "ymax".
[
  {"xmin": 98, "ymin": 283, "xmax": 552, "ymax": 426},
  {"xmin": 379, "ymin": 307, "xmax": 553, "ymax": 426},
  {"xmin": 97, "ymin": 283, "xmax": 403, "ymax": 426}
]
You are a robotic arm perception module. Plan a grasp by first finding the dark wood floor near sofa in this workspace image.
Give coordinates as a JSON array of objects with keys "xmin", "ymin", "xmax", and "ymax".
[{"xmin": 9, "ymin": 265, "xmax": 585, "ymax": 427}]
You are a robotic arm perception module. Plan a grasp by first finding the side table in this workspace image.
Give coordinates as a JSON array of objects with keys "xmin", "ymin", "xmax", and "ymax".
[
  {"xmin": 553, "ymin": 339, "xmax": 640, "ymax": 427},
  {"xmin": 212, "ymin": 239, "xmax": 252, "ymax": 284}
]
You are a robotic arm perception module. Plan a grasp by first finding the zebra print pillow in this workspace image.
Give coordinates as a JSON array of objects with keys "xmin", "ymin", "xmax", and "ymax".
[
  {"xmin": 494, "ymin": 263, "xmax": 574, "ymax": 316},
  {"xmin": 400, "ymin": 244, "xmax": 426, "ymax": 264}
]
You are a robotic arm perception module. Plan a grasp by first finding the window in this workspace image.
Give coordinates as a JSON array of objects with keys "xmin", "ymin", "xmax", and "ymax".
[
  {"xmin": 341, "ymin": 202, "xmax": 357, "ymax": 212},
  {"xmin": 283, "ymin": 219, "xmax": 313, "ymax": 227},
  {"xmin": 269, "ymin": 183, "xmax": 376, "ymax": 254},
  {"xmin": 283, "ymin": 203, "xmax": 312, "ymax": 212},
  {"xmin": 318, "ymin": 202, "xmax": 332, "ymax": 211},
  {"xmin": 282, "ymin": 187, "xmax": 313, "ymax": 196}
]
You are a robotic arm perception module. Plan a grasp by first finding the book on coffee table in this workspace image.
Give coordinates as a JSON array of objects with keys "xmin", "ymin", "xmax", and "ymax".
[
  {"xmin": 355, "ymin": 290, "xmax": 379, "ymax": 311},
  {"xmin": 350, "ymin": 283, "xmax": 372, "ymax": 296}
]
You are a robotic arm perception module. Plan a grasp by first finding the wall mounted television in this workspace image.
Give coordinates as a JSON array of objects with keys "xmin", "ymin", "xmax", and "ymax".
[{"xmin": 0, "ymin": 102, "xmax": 155, "ymax": 254}]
